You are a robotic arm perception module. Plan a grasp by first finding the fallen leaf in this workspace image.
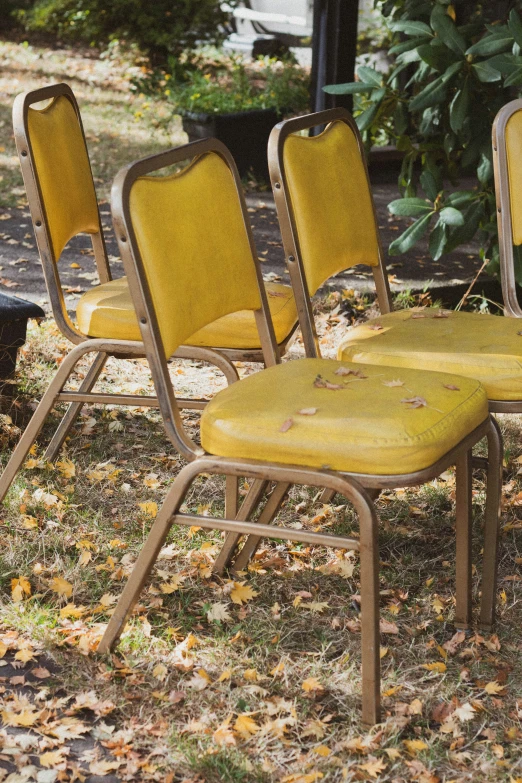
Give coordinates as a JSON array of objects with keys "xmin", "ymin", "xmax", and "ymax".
[
  {"xmin": 300, "ymin": 601, "xmax": 329, "ymax": 614},
  {"xmin": 403, "ymin": 739, "xmax": 428, "ymax": 755},
  {"xmin": 153, "ymin": 663, "xmax": 168, "ymax": 681},
  {"xmin": 33, "ymin": 667, "xmax": 51, "ymax": 679},
  {"xmin": 368, "ymin": 323, "xmax": 384, "ymax": 331},
  {"xmin": 454, "ymin": 702, "xmax": 475, "ymax": 722},
  {"xmin": 383, "ymin": 379, "xmax": 405, "ymax": 387},
  {"xmin": 444, "ymin": 384, "xmax": 460, "ymax": 391},
  {"xmin": 11, "ymin": 575, "xmax": 31, "ymax": 602},
  {"xmin": 138, "ymin": 501, "xmax": 158, "ymax": 518},
  {"xmin": 380, "ymin": 618, "xmax": 399, "ymax": 634},
  {"xmin": 423, "ymin": 662, "xmax": 446, "ymax": 674},
  {"xmin": 234, "ymin": 714, "xmax": 259, "ymax": 738},
  {"xmin": 298, "ymin": 407, "xmax": 318, "ymax": 415},
  {"xmin": 358, "ymin": 758, "xmax": 387, "ymax": 777},
  {"xmin": 230, "ymin": 582, "xmax": 258, "ymax": 605},
  {"xmin": 313, "ymin": 374, "xmax": 344, "ymax": 390},
  {"xmin": 433, "ymin": 310, "xmax": 450, "ymax": 318},
  {"xmin": 280, "ymin": 418, "xmax": 294, "ymax": 432},
  {"xmin": 207, "ymin": 602, "xmax": 232, "ymax": 622},
  {"xmin": 302, "ymin": 677, "xmax": 324, "ymax": 693},
  {"xmin": 401, "ymin": 396, "xmax": 428, "ymax": 409},
  {"xmin": 49, "ymin": 576, "xmax": 73, "ymax": 598},
  {"xmin": 484, "ymin": 681, "xmax": 505, "ymax": 695}
]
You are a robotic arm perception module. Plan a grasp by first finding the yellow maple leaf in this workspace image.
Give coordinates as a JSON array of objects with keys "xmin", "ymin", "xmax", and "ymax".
[
  {"xmin": 302, "ymin": 677, "xmax": 323, "ymax": 693},
  {"xmin": 2, "ymin": 708, "xmax": 39, "ymax": 727},
  {"xmin": 230, "ymin": 582, "xmax": 258, "ymax": 605},
  {"xmin": 49, "ymin": 576, "xmax": 73, "ymax": 598},
  {"xmin": 358, "ymin": 758, "xmax": 387, "ymax": 777},
  {"xmin": 423, "ymin": 661, "xmax": 446, "ymax": 674},
  {"xmin": 14, "ymin": 648, "xmax": 35, "ymax": 663},
  {"xmin": 56, "ymin": 458, "xmax": 75, "ymax": 479},
  {"xmin": 153, "ymin": 663, "xmax": 168, "ymax": 681},
  {"xmin": 403, "ymin": 739, "xmax": 428, "ymax": 755},
  {"xmin": 314, "ymin": 745, "xmax": 331, "ymax": 757},
  {"xmin": 21, "ymin": 515, "xmax": 38, "ymax": 530},
  {"xmin": 213, "ymin": 715, "xmax": 236, "ymax": 746},
  {"xmin": 138, "ymin": 501, "xmax": 158, "ymax": 518},
  {"xmin": 40, "ymin": 750, "xmax": 66, "ymax": 768},
  {"xmin": 484, "ymin": 680, "xmax": 505, "ymax": 695},
  {"xmin": 11, "ymin": 576, "xmax": 31, "ymax": 603},
  {"xmin": 218, "ymin": 669, "xmax": 232, "ymax": 682},
  {"xmin": 243, "ymin": 669, "xmax": 259, "ymax": 681},
  {"xmin": 234, "ymin": 714, "xmax": 259, "ymax": 738},
  {"xmin": 270, "ymin": 661, "xmax": 285, "ymax": 677},
  {"xmin": 60, "ymin": 603, "xmax": 84, "ymax": 619},
  {"xmin": 0, "ymin": 641, "xmax": 7, "ymax": 658}
]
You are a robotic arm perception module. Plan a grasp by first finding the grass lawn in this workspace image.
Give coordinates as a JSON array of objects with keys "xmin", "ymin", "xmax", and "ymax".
[{"xmin": 0, "ymin": 37, "xmax": 522, "ymax": 783}]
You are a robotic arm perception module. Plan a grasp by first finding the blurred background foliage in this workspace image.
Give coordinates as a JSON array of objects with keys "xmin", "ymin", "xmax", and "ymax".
[{"xmin": 326, "ymin": 0, "xmax": 522, "ymax": 279}]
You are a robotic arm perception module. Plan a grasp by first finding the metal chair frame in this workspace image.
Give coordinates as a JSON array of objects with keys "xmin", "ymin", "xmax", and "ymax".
[
  {"xmin": 96, "ymin": 139, "xmax": 502, "ymax": 726},
  {"xmin": 493, "ymin": 98, "xmax": 522, "ymax": 320},
  {"xmin": 3, "ymin": 84, "xmax": 296, "ymax": 514}
]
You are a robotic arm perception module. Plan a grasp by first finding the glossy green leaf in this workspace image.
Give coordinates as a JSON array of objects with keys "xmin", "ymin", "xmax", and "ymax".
[
  {"xmin": 477, "ymin": 153, "xmax": 493, "ymax": 186},
  {"xmin": 355, "ymin": 100, "xmax": 382, "ymax": 132},
  {"xmin": 485, "ymin": 54, "xmax": 522, "ymax": 75},
  {"xmin": 420, "ymin": 169, "xmax": 439, "ymax": 201},
  {"xmin": 466, "ymin": 31, "xmax": 514, "ymax": 57},
  {"xmin": 388, "ymin": 198, "xmax": 433, "ymax": 217},
  {"xmin": 323, "ymin": 81, "xmax": 375, "ymax": 95},
  {"xmin": 390, "ymin": 20, "xmax": 433, "ymax": 37},
  {"xmin": 417, "ymin": 41, "xmax": 461, "ymax": 71},
  {"xmin": 472, "ymin": 60, "xmax": 502, "ymax": 82},
  {"xmin": 409, "ymin": 61, "xmax": 461, "ymax": 112},
  {"xmin": 449, "ymin": 80, "xmax": 470, "ymax": 133},
  {"xmin": 429, "ymin": 220, "xmax": 447, "ymax": 260},
  {"xmin": 390, "ymin": 37, "xmax": 430, "ymax": 56},
  {"xmin": 444, "ymin": 201, "xmax": 484, "ymax": 253},
  {"xmin": 389, "ymin": 212, "xmax": 433, "ymax": 256},
  {"xmin": 509, "ymin": 9, "xmax": 522, "ymax": 49},
  {"xmin": 357, "ymin": 66, "xmax": 383, "ymax": 86},
  {"xmin": 438, "ymin": 206, "xmax": 465, "ymax": 226},
  {"xmin": 446, "ymin": 191, "xmax": 474, "ymax": 208},
  {"xmin": 430, "ymin": 5, "xmax": 466, "ymax": 55},
  {"xmin": 504, "ymin": 67, "xmax": 522, "ymax": 87}
]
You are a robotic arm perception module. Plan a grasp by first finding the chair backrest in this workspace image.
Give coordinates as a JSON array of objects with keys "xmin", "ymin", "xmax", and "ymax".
[
  {"xmin": 12, "ymin": 83, "xmax": 110, "ymax": 343},
  {"xmin": 111, "ymin": 138, "xmax": 279, "ymax": 460},
  {"xmin": 493, "ymin": 98, "xmax": 522, "ymax": 318},
  {"xmin": 268, "ymin": 108, "xmax": 392, "ymax": 357}
]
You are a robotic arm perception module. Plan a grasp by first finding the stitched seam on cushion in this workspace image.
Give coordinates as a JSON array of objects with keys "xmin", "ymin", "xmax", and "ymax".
[{"xmin": 343, "ymin": 347, "xmax": 521, "ymax": 372}]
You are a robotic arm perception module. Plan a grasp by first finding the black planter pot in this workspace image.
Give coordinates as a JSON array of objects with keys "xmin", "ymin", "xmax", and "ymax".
[
  {"xmin": 182, "ymin": 107, "xmax": 279, "ymax": 181},
  {"xmin": 0, "ymin": 292, "xmax": 44, "ymax": 410}
]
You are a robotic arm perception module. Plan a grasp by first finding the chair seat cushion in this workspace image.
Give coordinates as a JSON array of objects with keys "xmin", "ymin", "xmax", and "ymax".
[
  {"xmin": 201, "ymin": 358, "xmax": 487, "ymax": 476},
  {"xmin": 337, "ymin": 308, "xmax": 522, "ymax": 402},
  {"xmin": 76, "ymin": 277, "xmax": 297, "ymax": 350}
]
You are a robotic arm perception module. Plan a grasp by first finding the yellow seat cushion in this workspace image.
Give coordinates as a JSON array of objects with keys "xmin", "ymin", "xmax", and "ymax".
[
  {"xmin": 201, "ymin": 358, "xmax": 487, "ymax": 475},
  {"xmin": 76, "ymin": 277, "xmax": 297, "ymax": 350},
  {"xmin": 338, "ymin": 308, "xmax": 522, "ymax": 402}
]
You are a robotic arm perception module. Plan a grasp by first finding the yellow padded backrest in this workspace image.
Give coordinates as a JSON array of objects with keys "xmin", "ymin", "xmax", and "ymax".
[
  {"xmin": 283, "ymin": 120, "xmax": 380, "ymax": 295},
  {"xmin": 505, "ymin": 108, "xmax": 522, "ymax": 246},
  {"xmin": 129, "ymin": 151, "xmax": 262, "ymax": 359},
  {"xmin": 27, "ymin": 94, "xmax": 100, "ymax": 260}
]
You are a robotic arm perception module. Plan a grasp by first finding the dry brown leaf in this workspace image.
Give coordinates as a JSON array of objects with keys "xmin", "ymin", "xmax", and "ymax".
[
  {"xmin": 358, "ymin": 758, "xmax": 387, "ymax": 778},
  {"xmin": 401, "ymin": 396, "xmax": 428, "ymax": 409},
  {"xmin": 444, "ymin": 384, "xmax": 460, "ymax": 391},
  {"xmin": 298, "ymin": 407, "xmax": 318, "ymax": 415},
  {"xmin": 313, "ymin": 374, "xmax": 344, "ymax": 390},
  {"xmin": 383, "ymin": 379, "xmax": 405, "ymax": 387},
  {"xmin": 368, "ymin": 323, "xmax": 384, "ymax": 331},
  {"xmin": 280, "ymin": 418, "xmax": 294, "ymax": 432},
  {"xmin": 380, "ymin": 618, "xmax": 399, "ymax": 634}
]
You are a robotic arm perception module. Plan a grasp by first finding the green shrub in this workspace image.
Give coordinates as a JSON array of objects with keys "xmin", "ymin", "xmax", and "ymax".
[
  {"xmin": 160, "ymin": 56, "xmax": 310, "ymax": 115},
  {"xmin": 325, "ymin": 0, "xmax": 522, "ymax": 280},
  {"xmin": 18, "ymin": 0, "xmax": 232, "ymax": 66}
]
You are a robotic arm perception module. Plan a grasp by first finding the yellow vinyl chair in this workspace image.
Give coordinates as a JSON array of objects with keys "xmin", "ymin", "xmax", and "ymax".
[
  {"xmin": 95, "ymin": 138, "xmax": 501, "ymax": 726},
  {"xmin": 0, "ymin": 83, "xmax": 297, "ymax": 517},
  {"xmin": 268, "ymin": 107, "xmax": 522, "ymax": 413},
  {"xmin": 493, "ymin": 98, "xmax": 522, "ymax": 318}
]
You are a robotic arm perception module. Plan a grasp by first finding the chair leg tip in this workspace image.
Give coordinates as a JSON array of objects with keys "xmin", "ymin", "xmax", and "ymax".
[
  {"xmin": 453, "ymin": 621, "xmax": 470, "ymax": 631},
  {"xmin": 478, "ymin": 622, "xmax": 494, "ymax": 633}
]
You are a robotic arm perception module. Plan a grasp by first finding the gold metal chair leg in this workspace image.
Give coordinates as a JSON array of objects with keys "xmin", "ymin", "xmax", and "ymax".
[
  {"xmin": 354, "ymin": 484, "xmax": 381, "ymax": 726},
  {"xmin": 98, "ymin": 463, "xmax": 199, "ymax": 653},
  {"xmin": 455, "ymin": 449, "xmax": 473, "ymax": 629},
  {"xmin": 212, "ymin": 479, "xmax": 268, "ymax": 575},
  {"xmin": 0, "ymin": 342, "xmax": 93, "ymax": 504},
  {"xmin": 232, "ymin": 482, "xmax": 290, "ymax": 571},
  {"xmin": 479, "ymin": 416, "xmax": 503, "ymax": 631},
  {"xmin": 225, "ymin": 475, "xmax": 238, "ymax": 519},
  {"xmin": 44, "ymin": 351, "xmax": 107, "ymax": 462},
  {"xmin": 320, "ymin": 487, "xmax": 336, "ymax": 504}
]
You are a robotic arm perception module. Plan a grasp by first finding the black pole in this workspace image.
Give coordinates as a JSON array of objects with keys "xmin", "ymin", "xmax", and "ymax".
[{"xmin": 310, "ymin": 0, "xmax": 360, "ymax": 115}]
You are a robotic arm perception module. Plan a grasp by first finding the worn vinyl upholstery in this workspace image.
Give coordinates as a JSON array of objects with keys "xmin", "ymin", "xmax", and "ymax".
[
  {"xmin": 201, "ymin": 358, "xmax": 488, "ymax": 475},
  {"xmin": 128, "ymin": 152, "xmax": 265, "ymax": 359},
  {"xmin": 27, "ymin": 95, "xmax": 100, "ymax": 260},
  {"xmin": 505, "ymin": 107, "xmax": 522, "ymax": 246},
  {"xmin": 76, "ymin": 276, "xmax": 298, "ymax": 349},
  {"xmin": 338, "ymin": 308, "xmax": 522, "ymax": 402},
  {"xmin": 283, "ymin": 120, "xmax": 380, "ymax": 295}
]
